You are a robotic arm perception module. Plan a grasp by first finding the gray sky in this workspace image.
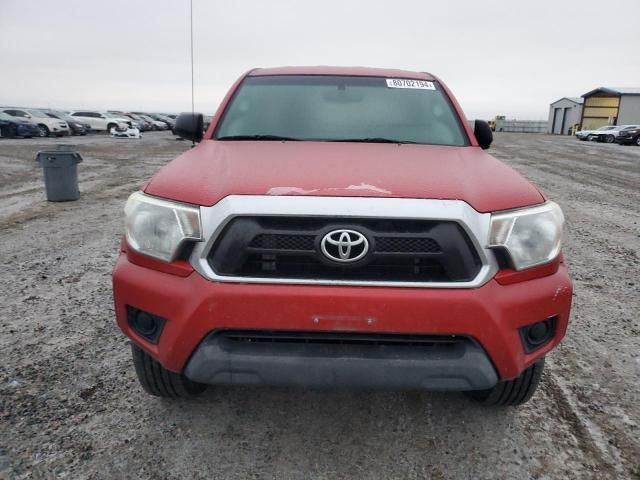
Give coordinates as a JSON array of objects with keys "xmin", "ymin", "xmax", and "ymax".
[{"xmin": 1, "ymin": 0, "xmax": 638, "ymax": 120}]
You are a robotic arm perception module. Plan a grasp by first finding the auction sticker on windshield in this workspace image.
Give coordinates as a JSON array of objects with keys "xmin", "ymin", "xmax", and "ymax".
[{"xmin": 386, "ymin": 79, "xmax": 436, "ymax": 90}]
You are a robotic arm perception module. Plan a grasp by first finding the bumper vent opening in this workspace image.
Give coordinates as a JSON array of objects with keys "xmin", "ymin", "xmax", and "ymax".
[{"xmin": 220, "ymin": 330, "xmax": 464, "ymax": 347}]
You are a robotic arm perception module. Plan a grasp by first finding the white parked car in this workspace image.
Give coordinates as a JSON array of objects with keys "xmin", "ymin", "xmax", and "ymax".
[
  {"xmin": 576, "ymin": 125, "xmax": 617, "ymax": 141},
  {"xmin": 576, "ymin": 124, "xmax": 640, "ymax": 143},
  {"xmin": 1, "ymin": 108, "xmax": 70, "ymax": 137},
  {"xmin": 68, "ymin": 111, "xmax": 131, "ymax": 132}
]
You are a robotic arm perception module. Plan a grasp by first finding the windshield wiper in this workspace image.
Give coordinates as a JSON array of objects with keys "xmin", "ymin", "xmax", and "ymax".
[
  {"xmin": 328, "ymin": 137, "xmax": 418, "ymax": 144},
  {"xmin": 216, "ymin": 135, "xmax": 418, "ymax": 144},
  {"xmin": 216, "ymin": 134, "xmax": 301, "ymax": 141}
]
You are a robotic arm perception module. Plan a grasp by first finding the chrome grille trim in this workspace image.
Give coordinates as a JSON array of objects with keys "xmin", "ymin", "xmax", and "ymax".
[{"xmin": 190, "ymin": 195, "xmax": 498, "ymax": 288}]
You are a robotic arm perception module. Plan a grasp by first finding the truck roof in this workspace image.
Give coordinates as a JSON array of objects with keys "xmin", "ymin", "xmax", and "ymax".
[{"xmin": 248, "ymin": 66, "xmax": 436, "ymax": 80}]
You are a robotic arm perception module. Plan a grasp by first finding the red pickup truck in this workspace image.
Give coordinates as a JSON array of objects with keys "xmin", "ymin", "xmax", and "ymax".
[{"xmin": 113, "ymin": 66, "xmax": 572, "ymax": 406}]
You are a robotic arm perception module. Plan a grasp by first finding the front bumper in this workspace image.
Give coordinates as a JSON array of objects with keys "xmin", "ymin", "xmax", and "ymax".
[
  {"xmin": 184, "ymin": 330, "xmax": 498, "ymax": 390},
  {"xmin": 113, "ymin": 253, "xmax": 573, "ymax": 386}
]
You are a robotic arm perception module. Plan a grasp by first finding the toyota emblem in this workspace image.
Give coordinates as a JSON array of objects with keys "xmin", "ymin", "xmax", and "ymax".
[{"xmin": 320, "ymin": 229, "xmax": 369, "ymax": 263}]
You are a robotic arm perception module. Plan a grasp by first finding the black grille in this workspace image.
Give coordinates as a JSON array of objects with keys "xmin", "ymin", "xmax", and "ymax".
[
  {"xmin": 375, "ymin": 236, "xmax": 440, "ymax": 253},
  {"xmin": 249, "ymin": 234, "xmax": 316, "ymax": 251},
  {"xmin": 208, "ymin": 216, "xmax": 481, "ymax": 283}
]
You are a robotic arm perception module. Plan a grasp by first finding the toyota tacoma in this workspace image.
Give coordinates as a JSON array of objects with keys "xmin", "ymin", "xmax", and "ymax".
[{"xmin": 113, "ymin": 66, "xmax": 572, "ymax": 406}]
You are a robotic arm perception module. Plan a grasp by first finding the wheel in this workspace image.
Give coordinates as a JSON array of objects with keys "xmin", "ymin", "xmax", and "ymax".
[
  {"xmin": 38, "ymin": 124, "xmax": 50, "ymax": 137},
  {"xmin": 470, "ymin": 358, "xmax": 544, "ymax": 406},
  {"xmin": 605, "ymin": 134, "xmax": 615, "ymax": 143},
  {"xmin": 635, "ymin": 136, "xmax": 640, "ymax": 146},
  {"xmin": 131, "ymin": 343, "xmax": 206, "ymax": 397},
  {"xmin": 107, "ymin": 123, "xmax": 118, "ymax": 133}
]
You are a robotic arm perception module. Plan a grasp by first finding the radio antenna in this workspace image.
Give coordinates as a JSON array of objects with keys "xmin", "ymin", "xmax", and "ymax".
[{"xmin": 189, "ymin": 0, "xmax": 195, "ymax": 146}]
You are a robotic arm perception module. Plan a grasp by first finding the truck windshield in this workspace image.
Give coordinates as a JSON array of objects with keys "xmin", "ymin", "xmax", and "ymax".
[{"xmin": 214, "ymin": 75, "xmax": 468, "ymax": 146}]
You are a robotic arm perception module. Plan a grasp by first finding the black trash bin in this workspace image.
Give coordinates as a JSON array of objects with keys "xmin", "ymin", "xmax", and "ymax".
[{"xmin": 36, "ymin": 146, "xmax": 83, "ymax": 201}]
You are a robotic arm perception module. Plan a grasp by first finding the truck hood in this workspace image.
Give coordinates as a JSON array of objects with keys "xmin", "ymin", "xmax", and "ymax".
[{"xmin": 145, "ymin": 140, "xmax": 544, "ymax": 213}]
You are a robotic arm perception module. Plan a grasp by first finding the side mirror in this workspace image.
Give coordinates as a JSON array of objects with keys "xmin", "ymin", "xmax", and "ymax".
[
  {"xmin": 474, "ymin": 120, "xmax": 493, "ymax": 150},
  {"xmin": 175, "ymin": 112, "xmax": 204, "ymax": 142}
]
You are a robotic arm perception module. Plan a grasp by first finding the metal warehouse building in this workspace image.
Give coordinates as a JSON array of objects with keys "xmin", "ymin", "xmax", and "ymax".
[
  {"xmin": 580, "ymin": 87, "xmax": 640, "ymax": 130},
  {"xmin": 548, "ymin": 97, "xmax": 583, "ymax": 135}
]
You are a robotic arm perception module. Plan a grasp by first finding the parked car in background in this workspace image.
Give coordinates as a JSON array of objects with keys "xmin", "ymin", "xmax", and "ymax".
[
  {"xmin": 133, "ymin": 113, "xmax": 168, "ymax": 130},
  {"xmin": 122, "ymin": 113, "xmax": 153, "ymax": 132},
  {"xmin": 0, "ymin": 111, "xmax": 40, "ymax": 138},
  {"xmin": 160, "ymin": 113, "xmax": 178, "ymax": 133},
  {"xmin": 46, "ymin": 111, "xmax": 89, "ymax": 135},
  {"xmin": 616, "ymin": 126, "xmax": 640, "ymax": 146},
  {"xmin": 69, "ymin": 111, "xmax": 130, "ymax": 132},
  {"xmin": 575, "ymin": 125, "xmax": 617, "ymax": 141},
  {"xmin": 147, "ymin": 113, "xmax": 175, "ymax": 129},
  {"xmin": 107, "ymin": 112, "xmax": 144, "ymax": 131},
  {"xmin": 595, "ymin": 125, "xmax": 640, "ymax": 143},
  {"xmin": 1, "ymin": 108, "xmax": 69, "ymax": 137},
  {"xmin": 129, "ymin": 118, "xmax": 147, "ymax": 132}
]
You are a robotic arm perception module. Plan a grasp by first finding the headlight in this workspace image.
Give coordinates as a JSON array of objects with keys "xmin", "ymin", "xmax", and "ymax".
[
  {"xmin": 488, "ymin": 202, "xmax": 564, "ymax": 270},
  {"xmin": 124, "ymin": 191, "xmax": 202, "ymax": 262}
]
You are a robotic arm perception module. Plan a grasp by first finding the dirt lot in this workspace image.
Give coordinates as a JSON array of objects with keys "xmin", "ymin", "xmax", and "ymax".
[{"xmin": 1, "ymin": 132, "xmax": 639, "ymax": 479}]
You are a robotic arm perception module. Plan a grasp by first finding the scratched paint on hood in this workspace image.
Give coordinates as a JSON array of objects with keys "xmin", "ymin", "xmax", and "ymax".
[
  {"xmin": 267, "ymin": 186, "xmax": 320, "ymax": 195},
  {"xmin": 329, "ymin": 183, "xmax": 392, "ymax": 195}
]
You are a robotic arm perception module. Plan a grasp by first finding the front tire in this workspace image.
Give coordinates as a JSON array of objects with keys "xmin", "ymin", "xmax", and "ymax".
[
  {"xmin": 635, "ymin": 136, "xmax": 640, "ymax": 146},
  {"xmin": 107, "ymin": 123, "xmax": 118, "ymax": 133},
  {"xmin": 470, "ymin": 358, "xmax": 544, "ymax": 406},
  {"xmin": 605, "ymin": 134, "xmax": 615, "ymax": 143},
  {"xmin": 38, "ymin": 124, "xmax": 50, "ymax": 137},
  {"xmin": 131, "ymin": 343, "xmax": 206, "ymax": 398}
]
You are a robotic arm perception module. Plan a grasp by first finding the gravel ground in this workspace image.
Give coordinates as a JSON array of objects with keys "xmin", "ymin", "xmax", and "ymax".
[{"xmin": 1, "ymin": 132, "xmax": 639, "ymax": 479}]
